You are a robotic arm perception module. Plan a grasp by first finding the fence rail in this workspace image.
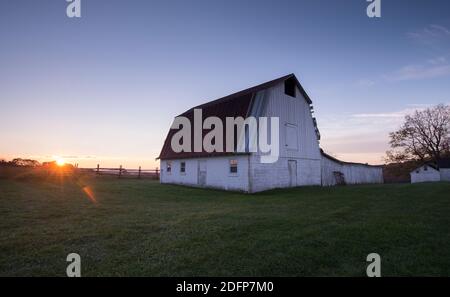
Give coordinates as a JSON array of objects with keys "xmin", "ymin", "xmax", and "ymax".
[{"xmin": 77, "ymin": 164, "xmax": 159, "ymax": 179}]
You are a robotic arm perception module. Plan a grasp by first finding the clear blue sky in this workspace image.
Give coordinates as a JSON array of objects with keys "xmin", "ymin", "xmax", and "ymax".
[{"xmin": 1, "ymin": 0, "xmax": 450, "ymax": 167}]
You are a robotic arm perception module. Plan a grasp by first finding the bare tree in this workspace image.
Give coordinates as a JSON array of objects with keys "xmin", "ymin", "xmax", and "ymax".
[{"xmin": 386, "ymin": 104, "xmax": 450, "ymax": 164}]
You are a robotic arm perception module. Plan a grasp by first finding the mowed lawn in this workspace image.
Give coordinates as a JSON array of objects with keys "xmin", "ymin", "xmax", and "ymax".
[{"xmin": 1, "ymin": 177, "xmax": 450, "ymax": 276}]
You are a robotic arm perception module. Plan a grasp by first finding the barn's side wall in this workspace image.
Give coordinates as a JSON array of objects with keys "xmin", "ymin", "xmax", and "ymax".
[
  {"xmin": 410, "ymin": 166, "xmax": 441, "ymax": 183},
  {"xmin": 440, "ymin": 168, "xmax": 450, "ymax": 181},
  {"xmin": 249, "ymin": 155, "xmax": 321, "ymax": 192},
  {"xmin": 321, "ymin": 155, "xmax": 383, "ymax": 186},
  {"xmin": 321, "ymin": 155, "xmax": 342, "ymax": 186},
  {"xmin": 249, "ymin": 82, "xmax": 322, "ymax": 192},
  {"xmin": 160, "ymin": 156, "xmax": 249, "ymax": 192}
]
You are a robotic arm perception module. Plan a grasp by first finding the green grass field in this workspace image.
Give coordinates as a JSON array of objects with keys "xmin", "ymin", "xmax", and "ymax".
[{"xmin": 1, "ymin": 177, "xmax": 449, "ymax": 276}]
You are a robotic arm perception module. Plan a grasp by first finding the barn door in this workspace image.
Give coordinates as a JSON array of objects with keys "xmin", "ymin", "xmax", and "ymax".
[
  {"xmin": 198, "ymin": 160, "xmax": 207, "ymax": 186},
  {"xmin": 288, "ymin": 160, "xmax": 297, "ymax": 187}
]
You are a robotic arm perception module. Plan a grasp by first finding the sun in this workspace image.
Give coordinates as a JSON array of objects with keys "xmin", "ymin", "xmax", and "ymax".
[{"xmin": 56, "ymin": 158, "xmax": 66, "ymax": 167}]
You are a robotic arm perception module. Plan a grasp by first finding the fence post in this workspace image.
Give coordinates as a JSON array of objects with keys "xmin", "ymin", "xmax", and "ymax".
[
  {"xmin": 119, "ymin": 165, "xmax": 122, "ymax": 178},
  {"xmin": 138, "ymin": 166, "xmax": 141, "ymax": 179},
  {"xmin": 156, "ymin": 167, "xmax": 159, "ymax": 179},
  {"xmin": 96, "ymin": 164, "xmax": 100, "ymax": 175}
]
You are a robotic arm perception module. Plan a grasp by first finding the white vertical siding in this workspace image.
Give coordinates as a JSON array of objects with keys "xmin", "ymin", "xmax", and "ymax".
[
  {"xmin": 160, "ymin": 155, "xmax": 249, "ymax": 192},
  {"xmin": 321, "ymin": 156, "xmax": 341, "ymax": 186},
  {"xmin": 262, "ymin": 83, "xmax": 321, "ymax": 160},
  {"xmin": 321, "ymin": 155, "xmax": 383, "ymax": 186},
  {"xmin": 249, "ymin": 82, "xmax": 322, "ymax": 192},
  {"xmin": 410, "ymin": 165, "xmax": 441, "ymax": 183},
  {"xmin": 440, "ymin": 169, "xmax": 450, "ymax": 181},
  {"xmin": 160, "ymin": 159, "xmax": 198, "ymax": 185}
]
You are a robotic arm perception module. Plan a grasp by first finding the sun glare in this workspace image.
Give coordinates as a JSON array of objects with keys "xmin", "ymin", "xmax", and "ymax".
[{"xmin": 56, "ymin": 158, "xmax": 65, "ymax": 167}]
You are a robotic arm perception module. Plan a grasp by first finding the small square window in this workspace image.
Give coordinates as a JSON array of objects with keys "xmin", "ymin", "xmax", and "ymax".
[
  {"xmin": 229, "ymin": 159, "xmax": 238, "ymax": 173},
  {"xmin": 180, "ymin": 162, "xmax": 186, "ymax": 173},
  {"xmin": 166, "ymin": 161, "xmax": 172, "ymax": 173},
  {"xmin": 284, "ymin": 78, "xmax": 296, "ymax": 97},
  {"xmin": 424, "ymin": 166, "xmax": 428, "ymax": 171}
]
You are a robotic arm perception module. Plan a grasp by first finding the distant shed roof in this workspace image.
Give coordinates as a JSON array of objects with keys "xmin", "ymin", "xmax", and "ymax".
[
  {"xmin": 409, "ymin": 158, "xmax": 450, "ymax": 173},
  {"xmin": 410, "ymin": 163, "xmax": 439, "ymax": 173}
]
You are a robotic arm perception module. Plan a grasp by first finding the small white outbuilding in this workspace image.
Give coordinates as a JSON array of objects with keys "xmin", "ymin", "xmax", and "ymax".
[
  {"xmin": 410, "ymin": 164, "xmax": 441, "ymax": 184},
  {"xmin": 410, "ymin": 158, "xmax": 450, "ymax": 183}
]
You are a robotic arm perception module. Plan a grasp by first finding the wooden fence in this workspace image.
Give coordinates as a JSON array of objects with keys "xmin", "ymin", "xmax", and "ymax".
[{"xmin": 77, "ymin": 164, "xmax": 159, "ymax": 179}]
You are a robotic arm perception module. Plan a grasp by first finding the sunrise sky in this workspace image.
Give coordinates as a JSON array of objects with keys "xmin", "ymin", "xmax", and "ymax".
[{"xmin": 1, "ymin": 0, "xmax": 450, "ymax": 168}]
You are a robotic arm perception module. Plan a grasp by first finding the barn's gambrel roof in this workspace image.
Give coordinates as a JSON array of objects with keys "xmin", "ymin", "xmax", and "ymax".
[
  {"xmin": 180, "ymin": 74, "xmax": 312, "ymax": 117},
  {"xmin": 157, "ymin": 74, "xmax": 315, "ymax": 160}
]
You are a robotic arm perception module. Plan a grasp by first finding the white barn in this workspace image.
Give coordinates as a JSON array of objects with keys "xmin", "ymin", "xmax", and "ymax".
[
  {"xmin": 157, "ymin": 74, "xmax": 383, "ymax": 192},
  {"xmin": 410, "ymin": 159, "xmax": 450, "ymax": 183}
]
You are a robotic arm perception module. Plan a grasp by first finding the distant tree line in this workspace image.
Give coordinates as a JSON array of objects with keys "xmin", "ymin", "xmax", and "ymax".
[
  {"xmin": 384, "ymin": 104, "xmax": 450, "ymax": 182},
  {"xmin": 0, "ymin": 158, "xmax": 41, "ymax": 167},
  {"xmin": 386, "ymin": 104, "xmax": 450, "ymax": 164}
]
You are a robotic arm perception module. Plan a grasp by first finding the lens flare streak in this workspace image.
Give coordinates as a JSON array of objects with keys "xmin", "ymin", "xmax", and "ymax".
[{"xmin": 82, "ymin": 186, "xmax": 97, "ymax": 204}]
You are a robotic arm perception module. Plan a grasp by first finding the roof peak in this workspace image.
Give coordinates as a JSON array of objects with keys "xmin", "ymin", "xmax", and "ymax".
[{"xmin": 180, "ymin": 73, "xmax": 310, "ymax": 116}]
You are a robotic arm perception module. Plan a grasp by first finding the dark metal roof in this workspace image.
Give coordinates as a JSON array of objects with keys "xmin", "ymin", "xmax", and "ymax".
[
  {"xmin": 410, "ymin": 162, "xmax": 439, "ymax": 173},
  {"xmin": 157, "ymin": 74, "xmax": 312, "ymax": 160},
  {"xmin": 158, "ymin": 92, "xmax": 253, "ymax": 160}
]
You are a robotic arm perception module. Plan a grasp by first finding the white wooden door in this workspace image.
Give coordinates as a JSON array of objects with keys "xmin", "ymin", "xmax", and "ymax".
[
  {"xmin": 198, "ymin": 160, "xmax": 207, "ymax": 186},
  {"xmin": 288, "ymin": 160, "xmax": 297, "ymax": 187}
]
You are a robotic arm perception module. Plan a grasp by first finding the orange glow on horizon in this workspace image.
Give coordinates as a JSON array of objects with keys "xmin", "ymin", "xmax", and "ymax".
[{"xmin": 55, "ymin": 158, "xmax": 66, "ymax": 167}]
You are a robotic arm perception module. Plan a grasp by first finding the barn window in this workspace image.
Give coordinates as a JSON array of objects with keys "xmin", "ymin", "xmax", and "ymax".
[
  {"xmin": 166, "ymin": 161, "xmax": 172, "ymax": 173},
  {"xmin": 229, "ymin": 159, "xmax": 238, "ymax": 173},
  {"xmin": 284, "ymin": 77, "xmax": 296, "ymax": 97},
  {"xmin": 424, "ymin": 165, "xmax": 428, "ymax": 171},
  {"xmin": 180, "ymin": 162, "xmax": 186, "ymax": 173}
]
